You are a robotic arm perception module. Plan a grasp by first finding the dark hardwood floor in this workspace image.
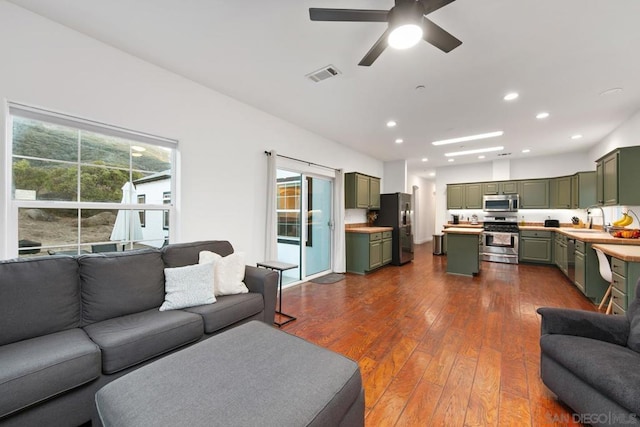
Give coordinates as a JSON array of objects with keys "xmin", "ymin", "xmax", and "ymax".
[{"xmin": 280, "ymin": 242, "xmax": 596, "ymax": 426}]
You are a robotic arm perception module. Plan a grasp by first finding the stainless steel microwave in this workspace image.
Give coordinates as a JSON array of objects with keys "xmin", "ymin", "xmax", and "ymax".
[{"xmin": 483, "ymin": 194, "xmax": 519, "ymax": 212}]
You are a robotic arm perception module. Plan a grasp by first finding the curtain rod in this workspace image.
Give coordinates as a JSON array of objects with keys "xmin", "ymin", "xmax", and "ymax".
[{"xmin": 264, "ymin": 150, "xmax": 340, "ymax": 172}]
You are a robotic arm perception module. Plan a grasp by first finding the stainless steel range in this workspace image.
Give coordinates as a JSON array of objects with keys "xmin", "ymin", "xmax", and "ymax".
[{"xmin": 481, "ymin": 216, "xmax": 519, "ymax": 264}]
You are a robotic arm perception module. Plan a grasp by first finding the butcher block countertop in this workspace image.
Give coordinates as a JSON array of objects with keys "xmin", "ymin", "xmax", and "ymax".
[
  {"xmin": 521, "ymin": 226, "xmax": 640, "ymax": 246},
  {"xmin": 345, "ymin": 226, "xmax": 393, "ymax": 234},
  {"xmin": 442, "ymin": 227, "xmax": 484, "ymax": 235},
  {"xmin": 592, "ymin": 244, "xmax": 640, "ymax": 262}
]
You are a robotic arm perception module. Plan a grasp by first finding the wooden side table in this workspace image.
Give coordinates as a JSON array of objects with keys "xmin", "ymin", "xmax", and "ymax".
[{"xmin": 256, "ymin": 261, "xmax": 298, "ymax": 327}]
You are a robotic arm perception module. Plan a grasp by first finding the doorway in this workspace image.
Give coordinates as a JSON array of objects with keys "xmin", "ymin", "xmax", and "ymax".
[{"xmin": 276, "ymin": 169, "xmax": 333, "ymax": 285}]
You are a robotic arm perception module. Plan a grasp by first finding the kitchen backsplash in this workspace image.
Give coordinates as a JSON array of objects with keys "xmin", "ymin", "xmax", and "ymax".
[
  {"xmin": 447, "ymin": 206, "xmax": 640, "ymax": 227},
  {"xmin": 345, "ymin": 208, "xmax": 367, "ymax": 225}
]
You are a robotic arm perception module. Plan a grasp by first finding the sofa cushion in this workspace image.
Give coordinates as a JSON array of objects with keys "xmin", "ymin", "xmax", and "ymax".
[
  {"xmin": 184, "ymin": 293, "xmax": 264, "ymax": 333},
  {"xmin": 160, "ymin": 262, "xmax": 216, "ymax": 311},
  {"xmin": 0, "ymin": 328, "xmax": 100, "ymax": 418},
  {"xmin": 79, "ymin": 249, "xmax": 165, "ymax": 324},
  {"xmin": 0, "ymin": 256, "xmax": 80, "ymax": 346},
  {"xmin": 83, "ymin": 308, "xmax": 204, "ymax": 374},
  {"xmin": 162, "ymin": 240, "xmax": 233, "ymax": 268},
  {"xmin": 540, "ymin": 334, "xmax": 640, "ymax": 415}
]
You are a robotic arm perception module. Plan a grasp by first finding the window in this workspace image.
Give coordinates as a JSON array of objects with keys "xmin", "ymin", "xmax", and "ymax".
[
  {"xmin": 138, "ymin": 195, "xmax": 146, "ymax": 227},
  {"xmin": 9, "ymin": 103, "xmax": 177, "ymax": 257},
  {"xmin": 276, "ymin": 177, "xmax": 301, "ymax": 241}
]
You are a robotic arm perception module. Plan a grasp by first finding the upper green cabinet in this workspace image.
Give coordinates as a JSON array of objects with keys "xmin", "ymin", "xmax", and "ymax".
[
  {"xmin": 519, "ymin": 179, "xmax": 550, "ymax": 209},
  {"xmin": 447, "ymin": 184, "xmax": 465, "ymax": 209},
  {"xmin": 464, "ymin": 183, "xmax": 483, "ymax": 209},
  {"xmin": 596, "ymin": 146, "xmax": 640, "ymax": 206},
  {"xmin": 571, "ymin": 171, "xmax": 596, "ymax": 209},
  {"xmin": 482, "ymin": 181, "xmax": 518, "ymax": 195},
  {"xmin": 551, "ymin": 176, "xmax": 572, "ymax": 209},
  {"xmin": 446, "ymin": 183, "xmax": 482, "ymax": 209},
  {"xmin": 345, "ymin": 172, "xmax": 380, "ymax": 209}
]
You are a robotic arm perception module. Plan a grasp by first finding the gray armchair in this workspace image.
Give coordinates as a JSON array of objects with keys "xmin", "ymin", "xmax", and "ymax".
[{"xmin": 537, "ymin": 279, "xmax": 640, "ymax": 426}]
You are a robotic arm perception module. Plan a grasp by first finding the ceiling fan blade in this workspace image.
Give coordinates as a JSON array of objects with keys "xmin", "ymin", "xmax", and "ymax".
[
  {"xmin": 422, "ymin": 17, "xmax": 462, "ymax": 53},
  {"xmin": 309, "ymin": 8, "xmax": 389, "ymax": 22},
  {"xmin": 420, "ymin": 0, "xmax": 456, "ymax": 15},
  {"xmin": 358, "ymin": 29, "xmax": 391, "ymax": 66}
]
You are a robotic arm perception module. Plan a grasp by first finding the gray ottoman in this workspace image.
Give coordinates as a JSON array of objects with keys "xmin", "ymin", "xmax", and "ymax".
[{"xmin": 95, "ymin": 321, "xmax": 364, "ymax": 427}]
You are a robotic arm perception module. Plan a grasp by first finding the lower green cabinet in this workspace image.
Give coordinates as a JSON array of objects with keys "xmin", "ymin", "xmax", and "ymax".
[
  {"xmin": 445, "ymin": 232, "xmax": 480, "ymax": 276},
  {"xmin": 610, "ymin": 257, "xmax": 640, "ymax": 314},
  {"xmin": 382, "ymin": 231, "xmax": 392, "ymax": 264},
  {"xmin": 346, "ymin": 230, "xmax": 392, "ymax": 274},
  {"xmin": 519, "ymin": 230, "xmax": 553, "ymax": 264}
]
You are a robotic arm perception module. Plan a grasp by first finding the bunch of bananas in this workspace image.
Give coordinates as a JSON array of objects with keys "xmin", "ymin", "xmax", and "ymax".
[{"xmin": 613, "ymin": 212, "xmax": 634, "ymax": 227}]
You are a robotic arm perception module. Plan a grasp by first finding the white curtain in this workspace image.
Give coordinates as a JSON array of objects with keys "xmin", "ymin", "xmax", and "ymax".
[
  {"xmin": 265, "ymin": 150, "xmax": 278, "ymax": 261},
  {"xmin": 332, "ymin": 169, "xmax": 346, "ymax": 273}
]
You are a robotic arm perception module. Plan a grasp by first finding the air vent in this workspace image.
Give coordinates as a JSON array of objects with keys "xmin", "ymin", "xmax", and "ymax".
[
  {"xmin": 497, "ymin": 153, "xmax": 512, "ymax": 157},
  {"xmin": 306, "ymin": 65, "xmax": 341, "ymax": 83}
]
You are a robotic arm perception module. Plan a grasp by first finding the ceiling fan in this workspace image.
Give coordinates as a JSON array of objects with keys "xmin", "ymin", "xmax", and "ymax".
[{"xmin": 309, "ymin": 0, "xmax": 462, "ymax": 66}]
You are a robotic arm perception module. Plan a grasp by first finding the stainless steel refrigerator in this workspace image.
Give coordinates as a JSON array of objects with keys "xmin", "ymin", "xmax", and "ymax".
[{"xmin": 375, "ymin": 192, "xmax": 414, "ymax": 265}]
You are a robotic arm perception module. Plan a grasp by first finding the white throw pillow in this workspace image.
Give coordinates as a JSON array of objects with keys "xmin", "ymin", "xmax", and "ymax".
[
  {"xmin": 159, "ymin": 262, "xmax": 216, "ymax": 311},
  {"xmin": 199, "ymin": 250, "xmax": 248, "ymax": 296}
]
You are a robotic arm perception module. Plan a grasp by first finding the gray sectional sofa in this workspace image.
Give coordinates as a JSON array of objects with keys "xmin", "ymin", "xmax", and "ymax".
[
  {"xmin": 0, "ymin": 240, "xmax": 278, "ymax": 427},
  {"xmin": 537, "ymin": 279, "xmax": 640, "ymax": 426}
]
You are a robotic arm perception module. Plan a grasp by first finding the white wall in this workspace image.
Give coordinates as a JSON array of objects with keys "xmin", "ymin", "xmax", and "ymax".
[
  {"xmin": 407, "ymin": 174, "xmax": 435, "ymax": 243},
  {"xmin": 383, "ymin": 160, "xmax": 407, "ymax": 193},
  {"xmin": 590, "ymin": 107, "xmax": 640, "ymax": 161},
  {"xmin": 0, "ymin": 2, "xmax": 383, "ymax": 262}
]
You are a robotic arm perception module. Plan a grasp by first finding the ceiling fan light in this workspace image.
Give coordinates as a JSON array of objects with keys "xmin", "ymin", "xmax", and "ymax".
[{"xmin": 388, "ymin": 24, "xmax": 423, "ymax": 49}]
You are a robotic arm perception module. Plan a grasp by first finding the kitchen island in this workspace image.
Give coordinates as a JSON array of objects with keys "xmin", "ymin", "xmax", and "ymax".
[{"xmin": 443, "ymin": 227, "xmax": 483, "ymax": 276}]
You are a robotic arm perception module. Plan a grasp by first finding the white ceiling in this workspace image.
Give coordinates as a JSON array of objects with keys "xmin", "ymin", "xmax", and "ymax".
[{"xmin": 8, "ymin": 0, "xmax": 640, "ymax": 177}]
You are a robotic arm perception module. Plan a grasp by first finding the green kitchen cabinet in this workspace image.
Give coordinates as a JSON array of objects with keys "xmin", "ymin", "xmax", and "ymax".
[
  {"xmin": 382, "ymin": 231, "xmax": 393, "ymax": 264},
  {"xmin": 571, "ymin": 171, "xmax": 596, "ymax": 209},
  {"xmin": 346, "ymin": 231, "xmax": 388, "ymax": 274},
  {"xmin": 447, "ymin": 184, "xmax": 465, "ymax": 209},
  {"xmin": 577, "ymin": 241, "xmax": 609, "ymax": 303},
  {"xmin": 519, "ymin": 230, "xmax": 553, "ymax": 264},
  {"xmin": 554, "ymin": 233, "xmax": 568, "ymax": 276},
  {"xmin": 464, "ymin": 183, "xmax": 483, "ymax": 209},
  {"xmin": 610, "ymin": 257, "xmax": 640, "ymax": 314},
  {"xmin": 445, "ymin": 232, "xmax": 480, "ymax": 276},
  {"xmin": 595, "ymin": 146, "xmax": 640, "ymax": 206},
  {"xmin": 482, "ymin": 181, "xmax": 518, "ymax": 195},
  {"xmin": 520, "ymin": 179, "xmax": 550, "ymax": 209},
  {"xmin": 345, "ymin": 172, "xmax": 380, "ymax": 209},
  {"xmin": 551, "ymin": 176, "xmax": 572, "ymax": 209}
]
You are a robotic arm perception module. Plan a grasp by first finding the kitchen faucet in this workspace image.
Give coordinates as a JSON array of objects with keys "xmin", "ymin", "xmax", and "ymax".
[{"xmin": 586, "ymin": 205, "xmax": 609, "ymax": 231}]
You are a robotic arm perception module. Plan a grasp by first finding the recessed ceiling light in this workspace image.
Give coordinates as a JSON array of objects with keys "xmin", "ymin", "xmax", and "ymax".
[
  {"xmin": 386, "ymin": 120, "xmax": 397, "ymax": 128},
  {"xmin": 429, "ymin": 172, "xmax": 436, "ymax": 177},
  {"xmin": 503, "ymin": 92, "xmax": 519, "ymax": 101},
  {"xmin": 445, "ymin": 146, "xmax": 504, "ymax": 157},
  {"xmin": 421, "ymin": 157, "xmax": 428, "ymax": 162},
  {"xmin": 571, "ymin": 134, "xmax": 583, "ymax": 140},
  {"xmin": 431, "ymin": 131, "xmax": 503, "ymax": 146},
  {"xmin": 415, "ymin": 85, "xmax": 426, "ymax": 91},
  {"xmin": 600, "ymin": 87, "xmax": 623, "ymax": 96},
  {"xmin": 448, "ymin": 158, "xmax": 455, "ymax": 162},
  {"xmin": 478, "ymin": 155, "xmax": 486, "ymax": 159},
  {"xmin": 395, "ymin": 138, "xmax": 403, "ymax": 144},
  {"xmin": 522, "ymin": 149, "xmax": 531, "ymax": 153},
  {"xmin": 536, "ymin": 112, "xmax": 550, "ymax": 119}
]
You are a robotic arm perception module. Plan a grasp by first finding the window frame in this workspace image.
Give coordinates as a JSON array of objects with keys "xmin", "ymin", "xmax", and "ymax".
[{"xmin": 5, "ymin": 102, "xmax": 178, "ymax": 258}]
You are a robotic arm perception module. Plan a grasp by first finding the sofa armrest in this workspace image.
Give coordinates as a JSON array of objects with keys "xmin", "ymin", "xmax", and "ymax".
[
  {"xmin": 244, "ymin": 266, "xmax": 279, "ymax": 324},
  {"xmin": 537, "ymin": 307, "xmax": 629, "ymax": 346}
]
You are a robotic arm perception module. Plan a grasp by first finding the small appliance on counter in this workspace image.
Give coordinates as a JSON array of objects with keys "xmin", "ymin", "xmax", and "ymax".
[
  {"xmin": 470, "ymin": 214, "xmax": 479, "ymax": 225},
  {"xmin": 452, "ymin": 214, "xmax": 460, "ymax": 224},
  {"xmin": 544, "ymin": 219, "xmax": 560, "ymax": 227}
]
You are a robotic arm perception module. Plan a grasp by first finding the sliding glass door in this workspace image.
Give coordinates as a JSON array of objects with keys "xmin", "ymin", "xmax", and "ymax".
[{"xmin": 276, "ymin": 169, "xmax": 332, "ymax": 285}]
